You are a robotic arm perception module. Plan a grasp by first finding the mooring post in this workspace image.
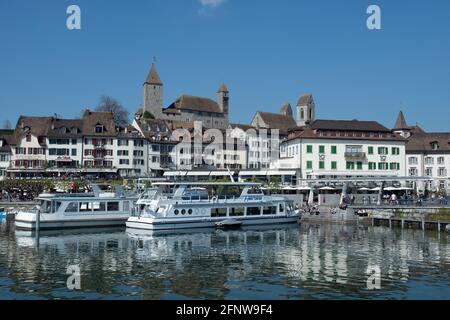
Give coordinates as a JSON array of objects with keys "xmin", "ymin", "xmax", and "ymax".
[
  {"xmin": 389, "ymin": 219, "xmax": 392, "ymax": 228},
  {"xmin": 372, "ymin": 217, "xmax": 374, "ymax": 227},
  {"xmin": 438, "ymin": 221, "xmax": 441, "ymax": 232},
  {"xmin": 401, "ymin": 219, "xmax": 404, "ymax": 229},
  {"xmin": 422, "ymin": 218, "xmax": 425, "ymax": 231},
  {"xmin": 36, "ymin": 208, "xmax": 40, "ymax": 233}
]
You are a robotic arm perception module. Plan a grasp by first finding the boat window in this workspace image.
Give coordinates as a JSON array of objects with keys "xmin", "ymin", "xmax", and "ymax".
[
  {"xmin": 65, "ymin": 202, "xmax": 79, "ymax": 213},
  {"xmin": 54, "ymin": 202, "xmax": 62, "ymax": 213},
  {"xmin": 246, "ymin": 207, "xmax": 261, "ymax": 216},
  {"xmin": 279, "ymin": 204, "xmax": 284, "ymax": 213},
  {"xmin": 247, "ymin": 187, "xmax": 263, "ymax": 195},
  {"xmin": 263, "ymin": 206, "xmax": 277, "ymax": 215},
  {"xmin": 107, "ymin": 202, "xmax": 119, "ymax": 212},
  {"xmin": 124, "ymin": 201, "xmax": 130, "ymax": 212},
  {"xmin": 211, "ymin": 208, "xmax": 227, "ymax": 217},
  {"xmin": 181, "ymin": 209, "xmax": 186, "ymax": 215},
  {"xmin": 93, "ymin": 202, "xmax": 106, "ymax": 212},
  {"xmin": 174, "ymin": 209, "xmax": 179, "ymax": 215},
  {"xmin": 79, "ymin": 202, "xmax": 92, "ymax": 212},
  {"xmin": 40, "ymin": 200, "xmax": 52, "ymax": 214},
  {"xmin": 229, "ymin": 207, "xmax": 244, "ymax": 217},
  {"xmin": 188, "ymin": 209, "xmax": 193, "ymax": 215}
]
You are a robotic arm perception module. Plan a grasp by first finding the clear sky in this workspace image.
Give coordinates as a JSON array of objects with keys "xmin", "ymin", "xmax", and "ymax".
[{"xmin": 0, "ymin": 0, "xmax": 449, "ymax": 131}]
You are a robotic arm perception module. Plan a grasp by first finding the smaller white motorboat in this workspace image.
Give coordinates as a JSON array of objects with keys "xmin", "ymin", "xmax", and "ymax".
[{"xmin": 215, "ymin": 219, "xmax": 243, "ymax": 230}]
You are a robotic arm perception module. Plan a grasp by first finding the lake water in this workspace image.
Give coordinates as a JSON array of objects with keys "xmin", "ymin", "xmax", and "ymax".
[{"xmin": 1, "ymin": 220, "xmax": 449, "ymax": 300}]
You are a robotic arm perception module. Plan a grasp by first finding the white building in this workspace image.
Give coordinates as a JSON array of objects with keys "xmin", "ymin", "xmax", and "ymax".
[
  {"xmin": 0, "ymin": 131, "xmax": 13, "ymax": 180},
  {"xmin": 274, "ymin": 119, "xmax": 407, "ymax": 182},
  {"xmin": 394, "ymin": 111, "xmax": 450, "ymax": 193}
]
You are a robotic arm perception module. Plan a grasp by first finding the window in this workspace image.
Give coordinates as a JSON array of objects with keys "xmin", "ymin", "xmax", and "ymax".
[
  {"xmin": 408, "ymin": 157, "xmax": 418, "ymax": 165},
  {"xmin": 378, "ymin": 147, "xmax": 388, "ymax": 155},
  {"xmin": 438, "ymin": 168, "xmax": 447, "ymax": 177},
  {"xmin": 409, "ymin": 167, "xmax": 418, "ymax": 176},
  {"xmin": 319, "ymin": 145, "xmax": 325, "ymax": 154},
  {"xmin": 378, "ymin": 163, "xmax": 389, "ymax": 170},
  {"xmin": 263, "ymin": 206, "xmax": 277, "ymax": 215},
  {"xmin": 356, "ymin": 162, "xmax": 363, "ymax": 170},
  {"xmin": 307, "ymin": 145, "xmax": 313, "ymax": 153},
  {"xmin": 279, "ymin": 204, "xmax": 284, "ymax": 213},
  {"xmin": 369, "ymin": 162, "xmax": 377, "ymax": 170},
  {"xmin": 211, "ymin": 208, "xmax": 227, "ymax": 217},
  {"xmin": 425, "ymin": 167, "xmax": 433, "ymax": 176},
  {"xmin": 229, "ymin": 207, "xmax": 244, "ymax": 216},
  {"xmin": 79, "ymin": 202, "xmax": 92, "ymax": 212},
  {"xmin": 331, "ymin": 146, "xmax": 337, "ymax": 154},
  {"xmin": 368, "ymin": 146, "xmax": 374, "ymax": 155},
  {"xmin": 95, "ymin": 125, "xmax": 104, "ymax": 134},
  {"xmin": 391, "ymin": 147, "xmax": 400, "ymax": 155},
  {"xmin": 319, "ymin": 161, "xmax": 325, "ymax": 169},
  {"xmin": 246, "ymin": 207, "xmax": 261, "ymax": 216},
  {"xmin": 425, "ymin": 157, "xmax": 434, "ymax": 165},
  {"xmin": 93, "ymin": 202, "xmax": 106, "ymax": 212},
  {"xmin": 346, "ymin": 162, "xmax": 355, "ymax": 170},
  {"xmin": 65, "ymin": 202, "xmax": 79, "ymax": 213},
  {"xmin": 331, "ymin": 161, "xmax": 337, "ymax": 170},
  {"xmin": 437, "ymin": 157, "xmax": 445, "ymax": 165},
  {"xmin": 71, "ymin": 149, "xmax": 77, "ymax": 156},
  {"xmin": 26, "ymin": 134, "xmax": 31, "ymax": 142},
  {"xmin": 306, "ymin": 161, "xmax": 313, "ymax": 169},
  {"xmin": 107, "ymin": 202, "xmax": 119, "ymax": 212},
  {"xmin": 390, "ymin": 163, "xmax": 400, "ymax": 170}
]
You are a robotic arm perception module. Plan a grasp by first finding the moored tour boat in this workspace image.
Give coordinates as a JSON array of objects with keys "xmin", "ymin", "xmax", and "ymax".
[
  {"xmin": 15, "ymin": 185, "xmax": 138, "ymax": 231},
  {"xmin": 126, "ymin": 182, "xmax": 300, "ymax": 231}
]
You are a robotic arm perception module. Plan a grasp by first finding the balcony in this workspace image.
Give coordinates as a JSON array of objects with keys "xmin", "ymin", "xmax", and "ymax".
[{"xmin": 344, "ymin": 152, "xmax": 366, "ymax": 159}]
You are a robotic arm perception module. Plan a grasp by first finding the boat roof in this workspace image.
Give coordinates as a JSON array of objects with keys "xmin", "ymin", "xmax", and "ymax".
[{"xmin": 153, "ymin": 182, "xmax": 261, "ymax": 187}]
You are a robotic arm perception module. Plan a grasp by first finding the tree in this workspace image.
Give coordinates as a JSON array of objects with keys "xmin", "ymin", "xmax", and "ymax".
[
  {"xmin": 95, "ymin": 96, "xmax": 130, "ymax": 127},
  {"xmin": 2, "ymin": 120, "xmax": 12, "ymax": 129}
]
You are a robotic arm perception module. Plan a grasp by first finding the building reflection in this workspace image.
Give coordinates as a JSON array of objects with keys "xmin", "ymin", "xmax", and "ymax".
[{"xmin": 0, "ymin": 222, "xmax": 449, "ymax": 299}]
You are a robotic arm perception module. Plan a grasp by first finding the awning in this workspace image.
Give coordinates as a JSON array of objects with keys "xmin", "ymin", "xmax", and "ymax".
[
  {"xmin": 297, "ymin": 186, "xmax": 311, "ymax": 191},
  {"xmin": 163, "ymin": 171, "xmax": 187, "ymax": 177},
  {"xmin": 266, "ymin": 170, "xmax": 296, "ymax": 176},
  {"xmin": 209, "ymin": 171, "xmax": 234, "ymax": 176},
  {"xmin": 186, "ymin": 171, "xmax": 211, "ymax": 176},
  {"xmin": 239, "ymin": 171, "xmax": 268, "ymax": 176}
]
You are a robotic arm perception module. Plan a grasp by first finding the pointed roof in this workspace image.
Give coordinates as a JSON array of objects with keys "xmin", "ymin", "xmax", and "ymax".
[
  {"xmin": 297, "ymin": 94, "xmax": 313, "ymax": 106},
  {"xmin": 394, "ymin": 111, "xmax": 410, "ymax": 130},
  {"xmin": 144, "ymin": 63, "xmax": 163, "ymax": 86},
  {"xmin": 217, "ymin": 82, "xmax": 229, "ymax": 93},
  {"xmin": 279, "ymin": 102, "xmax": 293, "ymax": 118}
]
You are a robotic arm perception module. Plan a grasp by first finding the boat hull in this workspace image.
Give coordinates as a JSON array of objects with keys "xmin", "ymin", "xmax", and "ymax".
[
  {"xmin": 126, "ymin": 215, "xmax": 299, "ymax": 231},
  {"xmin": 15, "ymin": 211, "xmax": 130, "ymax": 231}
]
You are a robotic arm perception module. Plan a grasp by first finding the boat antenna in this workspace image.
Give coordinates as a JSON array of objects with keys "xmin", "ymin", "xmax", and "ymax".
[{"xmin": 227, "ymin": 168, "xmax": 235, "ymax": 183}]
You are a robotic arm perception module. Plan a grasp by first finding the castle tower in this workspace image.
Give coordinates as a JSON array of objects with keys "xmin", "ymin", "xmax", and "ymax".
[
  {"xmin": 217, "ymin": 83, "xmax": 229, "ymax": 114},
  {"xmin": 393, "ymin": 110, "xmax": 411, "ymax": 138},
  {"xmin": 296, "ymin": 94, "xmax": 315, "ymax": 127},
  {"xmin": 143, "ymin": 63, "xmax": 163, "ymax": 118}
]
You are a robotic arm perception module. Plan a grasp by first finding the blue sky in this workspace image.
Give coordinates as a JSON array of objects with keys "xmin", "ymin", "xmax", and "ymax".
[{"xmin": 0, "ymin": 0, "xmax": 449, "ymax": 131}]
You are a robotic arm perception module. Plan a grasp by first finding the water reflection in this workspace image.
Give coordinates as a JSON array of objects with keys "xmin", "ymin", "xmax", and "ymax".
[{"xmin": 1, "ymin": 220, "xmax": 449, "ymax": 300}]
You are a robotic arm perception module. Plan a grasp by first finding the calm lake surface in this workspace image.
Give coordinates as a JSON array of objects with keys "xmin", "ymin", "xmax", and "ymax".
[{"xmin": 0, "ymin": 220, "xmax": 449, "ymax": 300}]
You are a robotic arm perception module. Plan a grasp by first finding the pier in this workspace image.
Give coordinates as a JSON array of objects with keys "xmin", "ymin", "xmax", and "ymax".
[{"xmin": 350, "ymin": 205, "xmax": 450, "ymax": 231}]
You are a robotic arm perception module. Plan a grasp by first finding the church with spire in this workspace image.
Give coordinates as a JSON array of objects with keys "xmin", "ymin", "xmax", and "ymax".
[{"xmin": 140, "ymin": 63, "xmax": 230, "ymax": 130}]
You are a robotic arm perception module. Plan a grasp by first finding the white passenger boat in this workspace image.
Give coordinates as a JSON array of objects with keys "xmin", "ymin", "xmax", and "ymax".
[
  {"xmin": 15, "ymin": 185, "xmax": 138, "ymax": 231},
  {"xmin": 126, "ymin": 182, "xmax": 300, "ymax": 231}
]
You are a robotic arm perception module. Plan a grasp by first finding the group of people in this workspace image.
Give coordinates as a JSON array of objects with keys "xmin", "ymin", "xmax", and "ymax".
[{"xmin": 0, "ymin": 180, "xmax": 49, "ymax": 202}]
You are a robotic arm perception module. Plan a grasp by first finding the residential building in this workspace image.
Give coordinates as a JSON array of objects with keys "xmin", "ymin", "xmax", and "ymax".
[
  {"xmin": 274, "ymin": 119, "xmax": 407, "ymax": 182},
  {"xmin": 397, "ymin": 112, "xmax": 450, "ymax": 193}
]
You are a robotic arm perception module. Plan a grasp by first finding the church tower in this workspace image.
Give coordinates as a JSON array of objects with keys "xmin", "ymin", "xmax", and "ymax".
[
  {"xmin": 143, "ymin": 63, "xmax": 163, "ymax": 118},
  {"xmin": 393, "ymin": 110, "xmax": 411, "ymax": 138},
  {"xmin": 296, "ymin": 94, "xmax": 315, "ymax": 127},
  {"xmin": 217, "ymin": 83, "xmax": 229, "ymax": 114}
]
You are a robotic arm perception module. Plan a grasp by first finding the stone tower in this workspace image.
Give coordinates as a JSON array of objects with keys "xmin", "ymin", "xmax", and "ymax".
[
  {"xmin": 296, "ymin": 94, "xmax": 315, "ymax": 127},
  {"xmin": 143, "ymin": 63, "xmax": 163, "ymax": 118},
  {"xmin": 217, "ymin": 83, "xmax": 229, "ymax": 114}
]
